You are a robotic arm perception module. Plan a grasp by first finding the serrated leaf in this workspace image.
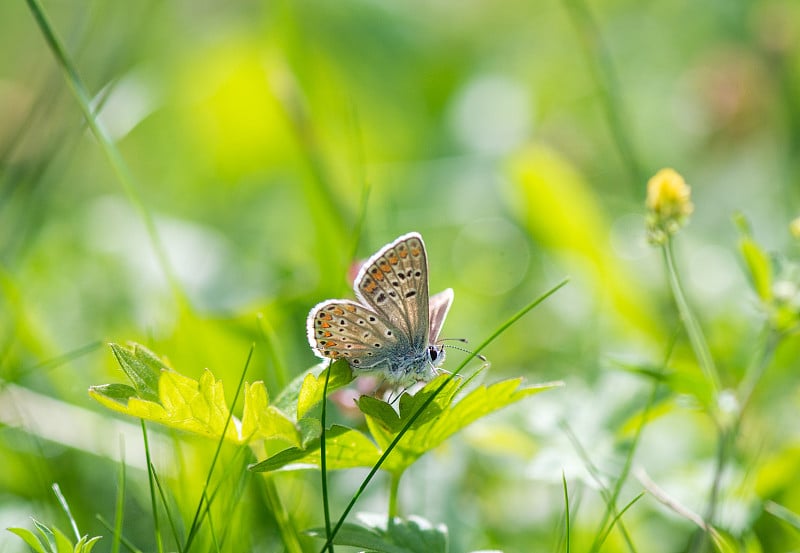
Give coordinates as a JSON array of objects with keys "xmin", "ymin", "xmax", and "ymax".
[
  {"xmin": 249, "ymin": 425, "xmax": 381, "ymax": 472},
  {"xmin": 308, "ymin": 515, "xmax": 448, "ymax": 553},
  {"xmin": 306, "ymin": 523, "xmax": 411, "ymax": 553},
  {"xmin": 298, "ymin": 417, "xmax": 322, "ymax": 448},
  {"xmin": 296, "ymin": 360, "xmax": 354, "ymax": 418},
  {"xmin": 7, "ymin": 527, "xmax": 48, "ymax": 553},
  {"xmin": 371, "ymin": 378, "xmax": 561, "ymax": 474},
  {"xmin": 358, "ymin": 396, "xmax": 402, "ymax": 432},
  {"xmin": 386, "ymin": 516, "xmax": 448, "ymax": 553},
  {"xmin": 93, "ymin": 347, "xmax": 308, "ymax": 445},
  {"xmin": 254, "ymin": 377, "xmax": 560, "ymax": 476},
  {"xmin": 92, "ymin": 346, "xmax": 241, "ymax": 442},
  {"xmin": 109, "ymin": 343, "xmax": 163, "ymax": 402}
]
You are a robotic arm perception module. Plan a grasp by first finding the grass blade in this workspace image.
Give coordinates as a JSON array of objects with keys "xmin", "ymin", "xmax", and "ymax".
[
  {"xmin": 562, "ymin": 471, "xmax": 571, "ymax": 553},
  {"xmin": 23, "ymin": 0, "xmax": 185, "ymax": 304},
  {"xmin": 320, "ymin": 277, "xmax": 569, "ymax": 551},
  {"xmin": 183, "ymin": 344, "xmax": 253, "ymax": 552}
]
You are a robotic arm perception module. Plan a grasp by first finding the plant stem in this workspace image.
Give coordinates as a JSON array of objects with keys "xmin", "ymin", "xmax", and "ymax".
[
  {"xmin": 662, "ymin": 239, "xmax": 721, "ymax": 395},
  {"xmin": 141, "ymin": 421, "xmax": 164, "ymax": 553},
  {"xmin": 261, "ymin": 476, "xmax": 304, "ymax": 553},
  {"xmin": 388, "ymin": 473, "xmax": 401, "ymax": 519}
]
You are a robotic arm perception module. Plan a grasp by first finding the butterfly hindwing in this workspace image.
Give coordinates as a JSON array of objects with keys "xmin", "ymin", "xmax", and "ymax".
[
  {"xmin": 307, "ymin": 299, "xmax": 401, "ymax": 370},
  {"xmin": 354, "ymin": 232, "xmax": 430, "ymax": 350},
  {"xmin": 428, "ymin": 288, "xmax": 453, "ymax": 344}
]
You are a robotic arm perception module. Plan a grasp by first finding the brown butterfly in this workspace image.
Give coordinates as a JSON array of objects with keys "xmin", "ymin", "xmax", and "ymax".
[{"xmin": 306, "ymin": 232, "xmax": 453, "ymax": 387}]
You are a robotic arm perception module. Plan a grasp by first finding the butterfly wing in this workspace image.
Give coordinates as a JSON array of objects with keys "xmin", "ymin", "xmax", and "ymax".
[
  {"xmin": 428, "ymin": 288, "xmax": 453, "ymax": 343},
  {"xmin": 354, "ymin": 232, "xmax": 430, "ymax": 351},
  {"xmin": 306, "ymin": 299, "xmax": 400, "ymax": 370}
]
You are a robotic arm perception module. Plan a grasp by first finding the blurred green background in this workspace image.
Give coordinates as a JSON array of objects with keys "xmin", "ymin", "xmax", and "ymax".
[{"xmin": 2, "ymin": 0, "xmax": 800, "ymax": 551}]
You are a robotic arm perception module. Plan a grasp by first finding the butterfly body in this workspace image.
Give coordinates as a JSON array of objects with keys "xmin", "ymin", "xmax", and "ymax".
[{"xmin": 307, "ymin": 232, "xmax": 453, "ymax": 388}]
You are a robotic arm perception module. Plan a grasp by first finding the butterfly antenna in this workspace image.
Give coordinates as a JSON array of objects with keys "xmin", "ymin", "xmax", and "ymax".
[
  {"xmin": 443, "ymin": 343, "xmax": 487, "ymax": 363},
  {"xmin": 439, "ymin": 337, "xmax": 469, "ymax": 344}
]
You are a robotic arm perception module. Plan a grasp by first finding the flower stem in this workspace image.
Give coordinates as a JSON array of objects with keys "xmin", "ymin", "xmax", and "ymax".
[{"xmin": 662, "ymin": 239, "xmax": 721, "ymax": 395}]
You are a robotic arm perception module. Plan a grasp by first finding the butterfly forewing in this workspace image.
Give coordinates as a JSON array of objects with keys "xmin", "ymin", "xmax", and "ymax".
[
  {"xmin": 354, "ymin": 233, "xmax": 430, "ymax": 350},
  {"xmin": 307, "ymin": 300, "xmax": 400, "ymax": 369}
]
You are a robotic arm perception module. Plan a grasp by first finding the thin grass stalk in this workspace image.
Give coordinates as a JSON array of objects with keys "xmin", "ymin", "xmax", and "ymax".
[
  {"xmin": 561, "ymin": 423, "xmax": 637, "ymax": 552},
  {"xmin": 51, "ymin": 483, "xmax": 80, "ymax": 540},
  {"xmin": 96, "ymin": 516, "xmax": 144, "ymax": 553},
  {"xmin": 562, "ymin": 471, "xmax": 571, "ymax": 553},
  {"xmin": 261, "ymin": 476, "xmax": 305, "ymax": 553},
  {"xmin": 150, "ymin": 463, "xmax": 182, "ymax": 551},
  {"xmin": 111, "ymin": 438, "xmax": 126, "ymax": 553},
  {"xmin": 141, "ymin": 422, "xmax": 165, "ymax": 553},
  {"xmin": 589, "ymin": 331, "xmax": 677, "ymax": 553},
  {"xmin": 319, "ymin": 361, "xmax": 335, "ymax": 553},
  {"xmin": 183, "ymin": 345, "xmax": 253, "ymax": 552},
  {"xmin": 562, "ymin": 0, "xmax": 644, "ymax": 192},
  {"xmin": 203, "ymin": 490, "xmax": 221, "ymax": 553},
  {"xmin": 346, "ymin": 103, "xmax": 371, "ymax": 269},
  {"xmin": 319, "ymin": 278, "xmax": 569, "ymax": 552},
  {"xmin": 23, "ymin": 0, "xmax": 185, "ymax": 305},
  {"xmin": 256, "ymin": 314, "xmax": 290, "ymax": 391},
  {"xmin": 595, "ymin": 492, "xmax": 646, "ymax": 549}
]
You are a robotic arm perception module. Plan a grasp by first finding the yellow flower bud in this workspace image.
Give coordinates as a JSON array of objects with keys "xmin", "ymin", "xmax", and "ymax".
[{"xmin": 646, "ymin": 168, "xmax": 694, "ymax": 244}]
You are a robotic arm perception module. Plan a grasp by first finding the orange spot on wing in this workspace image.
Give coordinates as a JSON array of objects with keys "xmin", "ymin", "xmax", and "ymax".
[
  {"xmin": 345, "ymin": 305, "xmax": 356, "ymax": 312},
  {"xmin": 363, "ymin": 280, "xmax": 377, "ymax": 293},
  {"xmin": 388, "ymin": 254, "xmax": 399, "ymax": 264},
  {"xmin": 320, "ymin": 322, "xmax": 331, "ymax": 328}
]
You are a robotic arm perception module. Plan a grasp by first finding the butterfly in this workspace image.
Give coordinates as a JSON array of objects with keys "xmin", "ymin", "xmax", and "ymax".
[{"xmin": 306, "ymin": 232, "xmax": 453, "ymax": 388}]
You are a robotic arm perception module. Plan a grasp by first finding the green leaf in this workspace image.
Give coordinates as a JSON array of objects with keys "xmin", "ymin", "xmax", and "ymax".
[
  {"xmin": 306, "ymin": 523, "xmax": 411, "ymax": 553},
  {"xmin": 358, "ymin": 396, "xmax": 403, "ymax": 432},
  {"xmin": 241, "ymin": 381, "xmax": 301, "ymax": 445},
  {"xmin": 739, "ymin": 235, "xmax": 772, "ymax": 302},
  {"xmin": 307, "ymin": 515, "xmax": 448, "ymax": 553},
  {"xmin": 79, "ymin": 536, "xmax": 102, "ymax": 553},
  {"xmin": 373, "ymin": 377, "xmax": 561, "ymax": 474},
  {"xmin": 94, "ymin": 344, "xmax": 307, "ymax": 445},
  {"xmin": 52, "ymin": 527, "xmax": 73, "ymax": 553},
  {"xmin": 32, "ymin": 519, "xmax": 55, "ymax": 552},
  {"xmin": 386, "ymin": 517, "xmax": 448, "ymax": 553},
  {"xmin": 109, "ymin": 343, "xmax": 163, "ymax": 402},
  {"xmin": 249, "ymin": 425, "xmax": 381, "ymax": 472},
  {"xmin": 85, "ymin": 383, "xmax": 138, "ymax": 406},
  {"xmin": 296, "ymin": 360, "xmax": 354, "ymax": 418},
  {"xmin": 253, "ymin": 376, "xmax": 560, "ymax": 476},
  {"xmin": 7, "ymin": 527, "xmax": 48, "ymax": 553}
]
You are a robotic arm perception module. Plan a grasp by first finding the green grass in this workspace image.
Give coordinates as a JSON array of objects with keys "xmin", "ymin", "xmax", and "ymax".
[{"xmin": 3, "ymin": 0, "xmax": 800, "ymax": 552}]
